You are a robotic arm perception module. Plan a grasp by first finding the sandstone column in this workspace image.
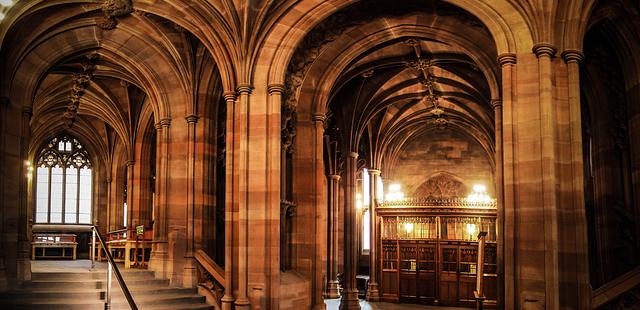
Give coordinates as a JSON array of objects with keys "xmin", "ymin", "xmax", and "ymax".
[
  {"xmin": 235, "ymin": 84, "xmax": 251, "ymax": 310},
  {"xmin": 16, "ymin": 107, "xmax": 31, "ymax": 281},
  {"xmin": 533, "ymin": 43, "xmax": 560, "ymax": 310},
  {"xmin": 221, "ymin": 91, "xmax": 236, "ymax": 310},
  {"xmin": 326, "ymin": 174, "xmax": 341, "ymax": 298},
  {"xmin": 561, "ymin": 49, "xmax": 590, "ymax": 309},
  {"xmin": 125, "ymin": 160, "xmax": 134, "ymax": 227},
  {"xmin": 0, "ymin": 97, "xmax": 7, "ymax": 290},
  {"xmin": 340, "ymin": 152, "xmax": 361, "ymax": 310},
  {"xmin": 497, "ymin": 53, "xmax": 516, "ymax": 307},
  {"xmin": 366, "ymin": 169, "xmax": 380, "ymax": 301},
  {"xmin": 491, "ymin": 98, "xmax": 504, "ymax": 309},
  {"xmin": 149, "ymin": 118, "xmax": 170, "ymax": 276},
  {"xmin": 313, "ymin": 113, "xmax": 328, "ymax": 310},
  {"xmin": 184, "ymin": 114, "xmax": 199, "ymax": 286}
]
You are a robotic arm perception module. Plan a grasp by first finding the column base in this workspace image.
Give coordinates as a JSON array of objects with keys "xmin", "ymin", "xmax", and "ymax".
[
  {"xmin": 235, "ymin": 298, "xmax": 251, "ymax": 310},
  {"xmin": 339, "ymin": 289, "xmax": 361, "ymax": 310},
  {"xmin": 182, "ymin": 256, "xmax": 198, "ymax": 288},
  {"xmin": 366, "ymin": 282, "xmax": 380, "ymax": 301},
  {"xmin": 221, "ymin": 295, "xmax": 235, "ymax": 310},
  {"xmin": 148, "ymin": 242, "xmax": 168, "ymax": 278},
  {"xmin": 325, "ymin": 280, "xmax": 341, "ymax": 299}
]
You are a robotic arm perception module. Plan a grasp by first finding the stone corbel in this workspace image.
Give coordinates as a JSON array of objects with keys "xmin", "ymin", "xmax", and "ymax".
[{"xmin": 98, "ymin": 0, "xmax": 133, "ymax": 30}]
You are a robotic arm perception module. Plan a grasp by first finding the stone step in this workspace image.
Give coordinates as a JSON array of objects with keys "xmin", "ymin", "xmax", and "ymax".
[
  {"xmin": 31, "ymin": 270, "xmax": 156, "ymax": 281},
  {"xmin": 1, "ymin": 285, "xmax": 197, "ymax": 299},
  {"xmin": 0, "ymin": 292, "xmax": 207, "ymax": 308},
  {"xmin": 21, "ymin": 278, "xmax": 170, "ymax": 290}
]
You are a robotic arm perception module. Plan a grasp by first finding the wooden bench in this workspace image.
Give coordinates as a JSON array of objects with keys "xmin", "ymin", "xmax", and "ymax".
[
  {"xmin": 94, "ymin": 227, "xmax": 153, "ymax": 268},
  {"xmin": 32, "ymin": 234, "xmax": 77, "ymax": 260}
]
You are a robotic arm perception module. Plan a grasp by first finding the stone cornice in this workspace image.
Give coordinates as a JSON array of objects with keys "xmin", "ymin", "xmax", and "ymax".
[
  {"xmin": 532, "ymin": 43, "xmax": 557, "ymax": 58},
  {"xmin": 561, "ymin": 49, "xmax": 585, "ymax": 64}
]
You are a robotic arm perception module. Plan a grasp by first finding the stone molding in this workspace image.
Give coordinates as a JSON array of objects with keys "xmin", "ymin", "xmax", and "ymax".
[
  {"xmin": 532, "ymin": 43, "xmax": 557, "ymax": 58},
  {"xmin": 268, "ymin": 84, "xmax": 285, "ymax": 95},
  {"xmin": 185, "ymin": 115, "xmax": 199, "ymax": 123},
  {"xmin": 561, "ymin": 49, "xmax": 585, "ymax": 64},
  {"xmin": 223, "ymin": 91, "xmax": 236, "ymax": 102},
  {"xmin": 368, "ymin": 169, "xmax": 381, "ymax": 175},
  {"xmin": 236, "ymin": 84, "xmax": 253, "ymax": 94},
  {"xmin": 311, "ymin": 113, "xmax": 326, "ymax": 123},
  {"xmin": 159, "ymin": 118, "xmax": 171, "ymax": 128},
  {"xmin": 497, "ymin": 53, "xmax": 516, "ymax": 66},
  {"xmin": 491, "ymin": 99, "xmax": 502, "ymax": 109}
]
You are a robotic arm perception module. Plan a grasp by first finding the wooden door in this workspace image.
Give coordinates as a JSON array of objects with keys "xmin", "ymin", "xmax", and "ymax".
[
  {"xmin": 439, "ymin": 246, "xmax": 458, "ymax": 305},
  {"xmin": 416, "ymin": 242, "xmax": 437, "ymax": 303}
]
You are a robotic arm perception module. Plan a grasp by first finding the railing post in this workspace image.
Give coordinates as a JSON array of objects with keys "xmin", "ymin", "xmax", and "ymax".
[
  {"xmin": 92, "ymin": 228, "xmax": 96, "ymax": 270},
  {"xmin": 475, "ymin": 231, "xmax": 488, "ymax": 310},
  {"xmin": 106, "ymin": 262, "xmax": 112, "ymax": 310}
]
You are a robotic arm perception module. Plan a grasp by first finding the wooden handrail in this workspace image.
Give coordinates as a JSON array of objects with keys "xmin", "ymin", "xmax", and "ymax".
[
  {"xmin": 195, "ymin": 249, "xmax": 225, "ymax": 288},
  {"xmin": 592, "ymin": 265, "xmax": 640, "ymax": 308}
]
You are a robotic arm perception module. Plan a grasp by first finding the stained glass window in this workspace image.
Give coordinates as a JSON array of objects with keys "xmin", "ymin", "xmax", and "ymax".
[{"xmin": 35, "ymin": 135, "xmax": 92, "ymax": 224}]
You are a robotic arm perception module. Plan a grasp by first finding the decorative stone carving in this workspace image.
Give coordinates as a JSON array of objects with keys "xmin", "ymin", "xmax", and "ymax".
[
  {"xmin": 413, "ymin": 174, "xmax": 467, "ymax": 199},
  {"xmin": 64, "ymin": 54, "xmax": 99, "ymax": 127},
  {"xmin": 98, "ymin": 0, "xmax": 133, "ymax": 30}
]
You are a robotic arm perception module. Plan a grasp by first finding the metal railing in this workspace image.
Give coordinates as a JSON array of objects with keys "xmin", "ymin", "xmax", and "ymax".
[{"xmin": 90, "ymin": 226, "xmax": 138, "ymax": 310}]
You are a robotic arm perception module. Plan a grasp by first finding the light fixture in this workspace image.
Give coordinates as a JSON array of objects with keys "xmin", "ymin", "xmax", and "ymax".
[
  {"xmin": 404, "ymin": 223, "xmax": 414, "ymax": 234},
  {"xmin": 0, "ymin": 12, "xmax": 5, "ymax": 21},
  {"xmin": 356, "ymin": 193, "xmax": 363, "ymax": 209},
  {"xmin": 0, "ymin": 0, "xmax": 13, "ymax": 6},
  {"xmin": 385, "ymin": 183, "xmax": 404, "ymax": 201},
  {"xmin": 466, "ymin": 223, "xmax": 477, "ymax": 239},
  {"xmin": 467, "ymin": 183, "xmax": 492, "ymax": 204}
]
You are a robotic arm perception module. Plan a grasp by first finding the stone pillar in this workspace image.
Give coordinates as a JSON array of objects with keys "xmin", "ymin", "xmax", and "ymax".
[
  {"xmin": 491, "ymin": 98, "xmax": 504, "ymax": 309},
  {"xmin": 221, "ymin": 91, "xmax": 236, "ymax": 310},
  {"xmin": 106, "ymin": 176, "xmax": 113, "ymax": 230},
  {"xmin": 340, "ymin": 152, "xmax": 361, "ymax": 310},
  {"xmin": 235, "ymin": 84, "xmax": 251, "ymax": 310},
  {"xmin": 326, "ymin": 174, "xmax": 341, "ymax": 299},
  {"xmin": 497, "ymin": 53, "xmax": 516, "ymax": 307},
  {"xmin": 312, "ymin": 113, "xmax": 328, "ymax": 310},
  {"xmin": 16, "ymin": 107, "xmax": 32, "ymax": 281},
  {"xmin": 366, "ymin": 169, "xmax": 380, "ymax": 301},
  {"xmin": 0, "ymin": 97, "xmax": 8, "ymax": 291},
  {"xmin": 533, "ymin": 43, "xmax": 560, "ymax": 310},
  {"xmin": 149, "ymin": 118, "xmax": 170, "ymax": 276},
  {"xmin": 184, "ymin": 114, "xmax": 199, "ymax": 286},
  {"xmin": 561, "ymin": 49, "xmax": 590, "ymax": 309},
  {"xmin": 267, "ymin": 84, "xmax": 284, "ymax": 308},
  {"xmin": 126, "ymin": 160, "xmax": 135, "ymax": 227}
]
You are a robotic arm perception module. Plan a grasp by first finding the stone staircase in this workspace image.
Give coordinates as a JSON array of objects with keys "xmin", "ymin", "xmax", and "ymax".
[{"xmin": 0, "ymin": 264, "xmax": 212, "ymax": 310}]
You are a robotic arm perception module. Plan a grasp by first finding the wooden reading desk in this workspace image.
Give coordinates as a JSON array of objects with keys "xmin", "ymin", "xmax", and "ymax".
[
  {"xmin": 92, "ymin": 227, "xmax": 153, "ymax": 269},
  {"xmin": 32, "ymin": 233, "xmax": 78, "ymax": 260}
]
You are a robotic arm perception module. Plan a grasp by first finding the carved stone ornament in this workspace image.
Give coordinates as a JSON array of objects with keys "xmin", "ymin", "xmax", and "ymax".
[
  {"xmin": 98, "ymin": 0, "xmax": 133, "ymax": 30},
  {"xmin": 64, "ymin": 54, "xmax": 99, "ymax": 127},
  {"xmin": 413, "ymin": 174, "xmax": 467, "ymax": 199}
]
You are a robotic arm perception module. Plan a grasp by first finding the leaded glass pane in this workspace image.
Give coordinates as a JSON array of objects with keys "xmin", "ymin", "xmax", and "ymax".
[
  {"xmin": 35, "ymin": 167, "xmax": 49, "ymax": 223},
  {"xmin": 50, "ymin": 166, "xmax": 63, "ymax": 223},
  {"xmin": 79, "ymin": 168, "xmax": 92, "ymax": 224},
  {"xmin": 65, "ymin": 167, "xmax": 78, "ymax": 223}
]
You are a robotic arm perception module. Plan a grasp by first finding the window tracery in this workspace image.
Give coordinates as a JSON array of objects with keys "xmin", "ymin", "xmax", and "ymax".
[{"xmin": 35, "ymin": 135, "xmax": 92, "ymax": 224}]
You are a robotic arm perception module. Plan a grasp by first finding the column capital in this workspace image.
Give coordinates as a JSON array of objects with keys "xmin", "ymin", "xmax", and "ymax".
[
  {"xmin": 330, "ymin": 174, "xmax": 341, "ymax": 181},
  {"xmin": 126, "ymin": 160, "xmax": 135, "ymax": 167},
  {"xmin": 106, "ymin": 176, "xmax": 112, "ymax": 183},
  {"xmin": 532, "ymin": 43, "xmax": 557, "ymax": 58},
  {"xmin": 561, "ymin": 49, "xmax": 585, "ymax": 64},
  {"xmin": 159, "ymin": 118, "xmax": 171, "ymax": 128},
  {"xmin": 497, "ymin": 53, "xmax": 516, "ymax": 66},
  {"xmin": 368, "ymin": 169, "xmax": 381, "ymax": 175},
  {"xmin": 154, "ymin": 122, "xmax": 162, "ymax": 130},
  {"xmin": 491, "ymin": 99, "xmax": 502, "ymax": 109},
  {"xmin": 349, "ymin": 152, "xmax": 358, "ymax": 159},
  {"xmin": 223, "ymin": 91, "xmax": 236, "ymax": 102},
  {"xmin": 236, "ymin": 84, "xmax": 253, "ymax": 94},
  {"xmin": 185, "ymin": 115, "xmax": 199, "ymax": 123},
  {"xmin": 312, "ymin": 113, "xmax": 326, "ymax": 123},
  {"xmin": 268, "ymin": 84, "xmax": 285, "ymax": 95}
]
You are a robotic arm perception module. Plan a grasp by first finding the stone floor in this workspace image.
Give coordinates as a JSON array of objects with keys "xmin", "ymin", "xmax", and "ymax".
[
  {"xmin": 33, "ymin": 261, "xmax": 472, "ymax": 309},
  {"xmin": 31, "ymin": 259, "xmax": 108, "ymax": 272},
  {"xmin": 324, "ymin": 299, "xmax": 472, "ymax": 310}
]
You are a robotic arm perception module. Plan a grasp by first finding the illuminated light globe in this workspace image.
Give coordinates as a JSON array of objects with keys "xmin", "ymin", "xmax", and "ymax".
[
  {"xmin": 0, "ymin": 0, "xmax": 12, "ymax": 7},
  {"xmin": 467, "ymin": 184, "xmax": 492, "ymax": 204},
  {"xmin": 385, "ymin": 183, "xmax": 405, "ymax": 201}
]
